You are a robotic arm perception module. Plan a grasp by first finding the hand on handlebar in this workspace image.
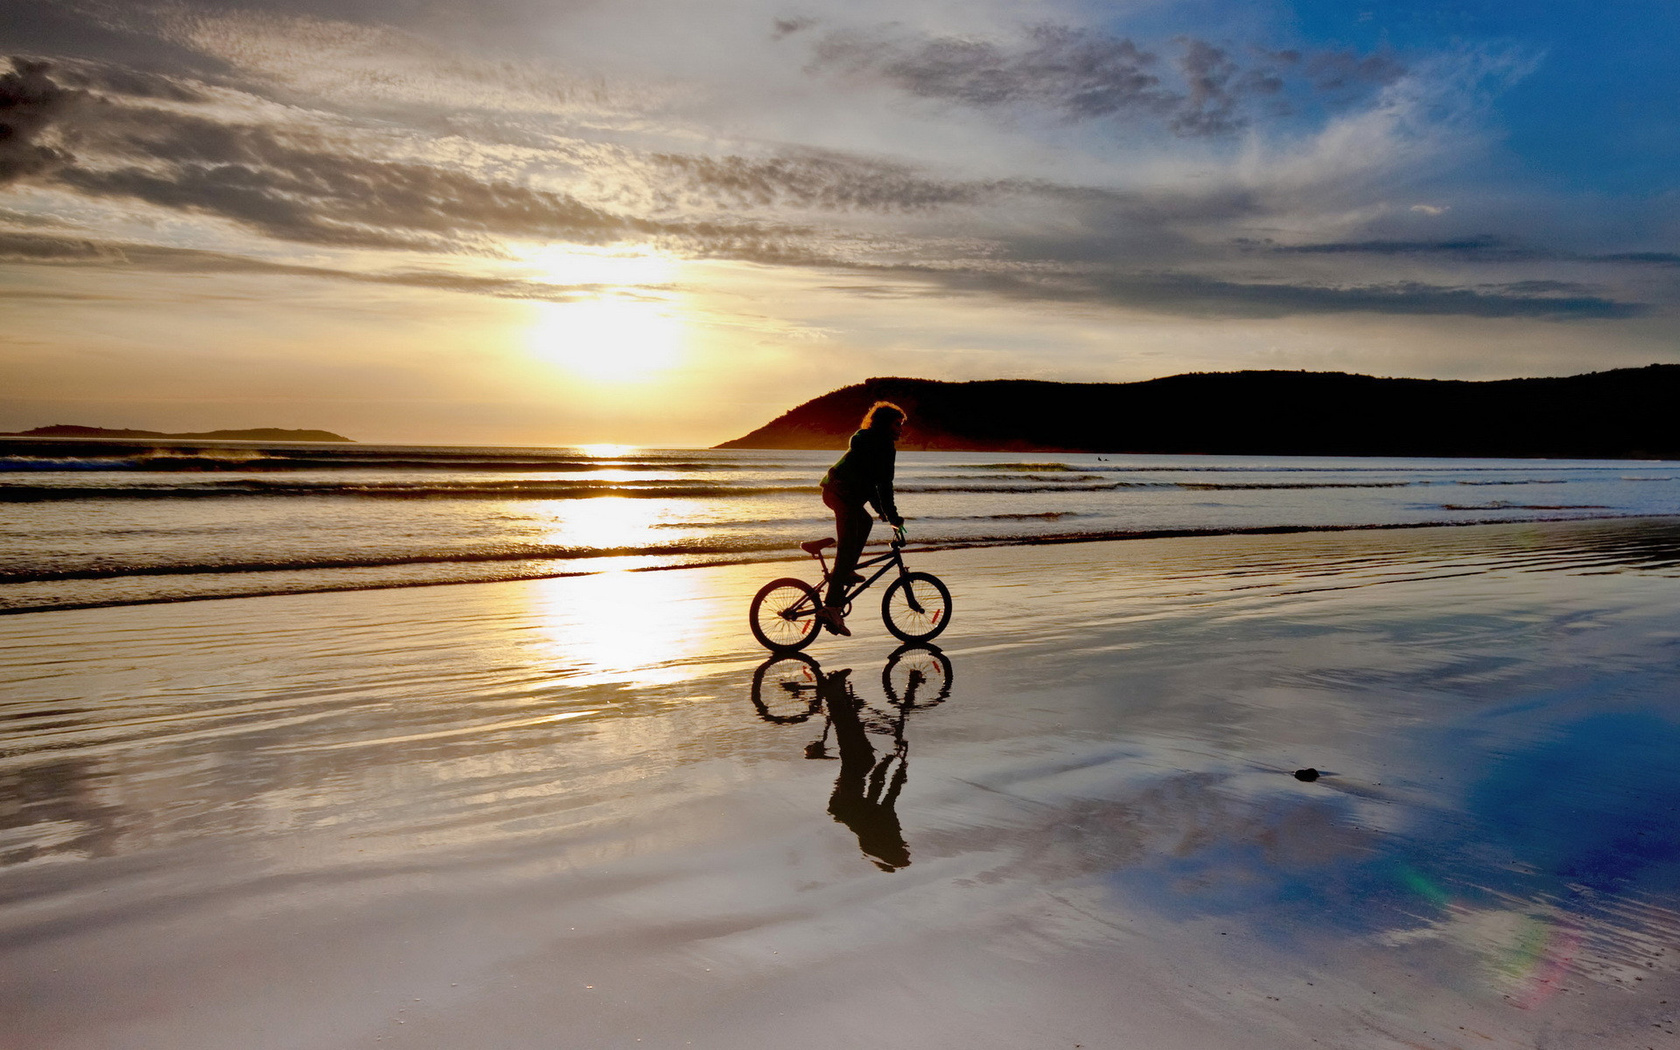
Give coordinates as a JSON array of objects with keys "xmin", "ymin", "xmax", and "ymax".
[{"xmin": 892, "ymin": 523, "xmax": 907, "ymax": 545}]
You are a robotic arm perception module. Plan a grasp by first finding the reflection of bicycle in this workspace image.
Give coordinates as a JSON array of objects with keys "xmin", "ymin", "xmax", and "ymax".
[
  {"xmin": 746, "ymin": 645, "xmax": 954, "ymax": 872},
  {"xmin": 879, "ymin": 643, "xmax": 953, "ymax": 710},
  {"xmin": 749, "ymin": 533, "xmax": 952, "ymax": 652},
  {"xmin": 750, "ymin": 644, "xmax": 955, "ymax": 723}
]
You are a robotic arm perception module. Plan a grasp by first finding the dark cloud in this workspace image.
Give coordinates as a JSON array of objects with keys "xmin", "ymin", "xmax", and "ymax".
[
  {"xmin": 1171, "ymin": 38, "xmax": 1240, "ymax": 136},
  {"xmin": 8, "ymin": 56, "xmax": 1000, "ymax": 252},
  {"xmin": 1, "ymin": 223, "xmax": 1648, "ymax": 322},
  {"xmin": 1263, "ymin": 236, "xmax": 1511, "ymax": 256},
  {"xmin": 809, "ymin": 23, "xmax": 1174, "ymax": 122},
  {"xmin": 771, "ymin": 16, "xmax": 816, "ymax": 41},
  {"xmin": 37, "ymin": 95, "xmax": 768, "ymax": 253},
  {"xmin": 865, "ymin": 265, "xmax": 1648, "ymax": 321},
  {"xmin": 1263, "ymin": 238, "xmax": 1680, "ymax": 267},
  {"xmin": 0, "ymin": 230, "xmax": 661, "ymax": 303},
  {"xmin": 0, "ymin": 1, "xmax": 234, "ymax": 83},
  {"xmin": 1596, "ymin": 252, "xmax": 1680, "ymax": 266},
  {"xmin": 0, "ymin": 58, "xmax": 84, "ymax": 183},
  {"xmin": 799, "ymin": 24, "xmax": 1406, "ymax": 138},
  {"xmin": 1305, "ymin": 50, "xmax": 1407, "ymax": 92},
  {"xmin": 49, "ymin": 59, "xmax": 211, "ymax": 103},
  {"xmin": 648, "ymin": 149, "xmax": 1012, "ymax": 212},
  {"xmin": 0, "ymin": 230, "xmax": 124, "ymax": 262},
  {"xmin": 0, "ymin": 58, "xmax": 822, "ymax": 258},
  {"xmin": 1488, "ymin": 279, "xmax": 1597, "ymax": 296}
]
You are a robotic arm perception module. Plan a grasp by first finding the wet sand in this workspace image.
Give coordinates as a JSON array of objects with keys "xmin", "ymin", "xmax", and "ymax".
[{"xmin": 4, "ymin": 519, "xmax": 1680, "ymax": 1048}]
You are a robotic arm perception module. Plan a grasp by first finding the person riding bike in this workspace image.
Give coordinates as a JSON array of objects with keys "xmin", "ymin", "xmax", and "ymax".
[{"xmin": 817, "ymin": 401, "xmax": 906, "ymax": 636}]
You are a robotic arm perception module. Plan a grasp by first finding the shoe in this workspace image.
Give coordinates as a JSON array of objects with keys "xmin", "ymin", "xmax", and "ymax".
[
  {"xmin": 816, "ymin": 606, "xmax": 851, "ymax": 636},
  {"xmin": 836, "ymin": 572, "xmax": 865, "ymax": 586}
]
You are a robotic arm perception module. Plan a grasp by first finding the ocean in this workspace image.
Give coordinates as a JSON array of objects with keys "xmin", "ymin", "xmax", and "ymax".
[{"xmin": 5, "ymin": 437, "xmax": 1680, "ymax": 614}]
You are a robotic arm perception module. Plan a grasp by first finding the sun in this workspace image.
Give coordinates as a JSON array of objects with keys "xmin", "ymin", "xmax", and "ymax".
[
  {"xmin": 516, "ymin": 245, "xmax": 691, "ymax": 385},
  {"xmin": 527, "ymin": 297, "xmax": 688, "ymax": 384}
]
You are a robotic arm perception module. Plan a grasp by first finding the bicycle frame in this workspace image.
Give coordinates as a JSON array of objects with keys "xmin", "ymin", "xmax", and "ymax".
[{"xmin": 802, "ymin": 540, "xmax": 924, "ymax": 615}]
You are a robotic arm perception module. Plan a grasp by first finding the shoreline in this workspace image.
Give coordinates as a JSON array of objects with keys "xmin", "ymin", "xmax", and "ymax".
[
  {"xmin": 4, "ymin": 518, "xmax": 1680, "ymax": 1047},
  {"xmin": 7, "ymin": 511, "xmax": 1680, "ymax": 617}
]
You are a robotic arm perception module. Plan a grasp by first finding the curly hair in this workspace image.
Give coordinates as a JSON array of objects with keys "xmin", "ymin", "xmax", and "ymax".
[{"xmin": 862, "ymin": 401, "xmax": 906, "ymax": 429}]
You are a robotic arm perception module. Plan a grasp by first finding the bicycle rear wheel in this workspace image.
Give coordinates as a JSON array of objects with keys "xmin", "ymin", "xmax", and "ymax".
[
  {"xmin": 751, "ymin": 654, "xmax": 823, "ymax": 723},
  {"xmin": 881, "ymin": 571, "xmax": 951, "ymax": 643},
  {"xmin": 750, "ymin": 577, "xmax": 822, "ymax": 651}
]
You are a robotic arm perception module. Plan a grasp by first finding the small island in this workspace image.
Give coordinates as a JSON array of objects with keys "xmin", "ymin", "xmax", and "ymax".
[{"xmin": 1, "ymin": 425, "xmax": 354, "ymax": 442}]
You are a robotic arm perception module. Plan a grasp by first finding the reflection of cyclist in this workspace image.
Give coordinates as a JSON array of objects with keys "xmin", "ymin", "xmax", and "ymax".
[
  {"xmin": 817, "ymin": 401, "xmax": 906, "ymax": 637},
  {"xmin": 815, "ymin": 668, "xmax": 910, "ymax": 871}
]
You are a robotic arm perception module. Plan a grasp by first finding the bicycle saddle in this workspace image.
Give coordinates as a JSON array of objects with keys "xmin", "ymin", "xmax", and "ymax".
[{"xmin": 801, "ymin": 538, "xmax": 835, "ymax": 555}]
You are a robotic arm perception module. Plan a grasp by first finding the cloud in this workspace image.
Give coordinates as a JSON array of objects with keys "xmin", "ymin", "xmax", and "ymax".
[
  {"xmin": 1261, "ymin": 236, "xmax": 1517, "ymax": 257},
  {"xmin": 770, "ymin": 16, "xmax": 816, "ymax": 42},
  {"xmin": 45, "ymin": 56, "xmax": 211, "ymax": 103},
  {"xmin": 647, "ymin": 149, "xmax": 1014, "ymax": 212},
  {"xmin": 1304, "ymin": 49, "xmax": 1407, "ymax": 93},
  {"xmin": 807, "ymin": 23, "xmax": 1175, "ymax": 123},
  {"xmin": 865, "ymin": 265, "xmax": 1647, "ymax": 321},
  {"xmin": 0, "ymin": 12, "xmax": 1659, "ymax": 333},
  {"xmin": 49, "ymin": 98, "xmax": 638, "ymax": 250},
  {"xmin": 12, "ymin": 214, "xmax": 1640, "ymax": 323},
  {"xmin": 0, "ymin": 229, "xmax": 662, "ymax": 303},
  {"xmin": 1596, "ymin": 252, "xmax": 1680, "ymax": 266},
  {"xmin": 0, "ymin": 229, "xmax": 123, "ymax": 262},
  {"xmin": 0, "ymin": 58, "xmax": 84, "ymax": 183},
  {"xmin": 798, "ymin": 23, "xmax": 1406, "ymax": 138},
  {"xmin": 1262, "ymin": 237, "xmax": 1680, "ymax": 267},
  {"xmin": 155, "ymin": 5, "xmax": 657, "ymax": 122},
  {"xmin": 1172, "ymin": 38, "xmax": 1241, "ymax": 136},
  {"xmin": 18, "ymin": 76, "xmax": 800, "ymax": 256}
]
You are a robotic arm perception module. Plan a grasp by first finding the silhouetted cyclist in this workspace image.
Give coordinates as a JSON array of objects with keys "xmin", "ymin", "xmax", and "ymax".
[{"xmin": 817, "ymin": 401, "xmax": 906, "ymax": 636}]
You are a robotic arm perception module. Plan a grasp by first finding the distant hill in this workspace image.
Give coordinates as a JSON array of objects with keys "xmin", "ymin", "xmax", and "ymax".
[
  {"xmin": 2, "ymin": 425, "xmax": 354, "ymax": 442},
  {"xmin": 716, "ymin": 365, "xmax": 1680, "ymax": 459}
]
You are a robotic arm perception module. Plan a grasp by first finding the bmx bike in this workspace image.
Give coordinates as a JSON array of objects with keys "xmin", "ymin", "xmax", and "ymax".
[{"xmin": 749, "ymin": 533, "xmax": 951, "ymax": 652}]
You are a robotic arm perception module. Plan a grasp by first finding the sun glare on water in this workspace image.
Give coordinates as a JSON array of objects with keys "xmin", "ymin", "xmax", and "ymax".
[{"xmin": 514, "ymin": 497, "xmax": 727, "ymax": 686}]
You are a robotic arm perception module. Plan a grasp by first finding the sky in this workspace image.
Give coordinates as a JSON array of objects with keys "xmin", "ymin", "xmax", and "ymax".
[{"xmin": 2, "ymin": 0, "xmax": 1677, "ymax": 446}]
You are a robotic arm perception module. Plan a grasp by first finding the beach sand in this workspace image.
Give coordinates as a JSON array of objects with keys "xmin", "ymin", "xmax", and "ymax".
[{"xmin": 4, "ymin": 519, "xmax": 1680, "ymax": 1049}]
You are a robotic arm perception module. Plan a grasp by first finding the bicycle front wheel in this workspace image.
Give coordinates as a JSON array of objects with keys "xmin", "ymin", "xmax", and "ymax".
[
  {"xmin": 881, "ymin": 571, "xmax": 951, "ymax": 643},
  {"xmin": 750, "ymin": 577, "xmax": 822, "ymax": 651},
  {"xmin": 882, "ymin": 643, "xmax": 953, "ymax": 709}
]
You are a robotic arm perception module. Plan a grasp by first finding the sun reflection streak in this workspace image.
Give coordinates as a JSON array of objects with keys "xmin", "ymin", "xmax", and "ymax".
[
  {"xmin": 523, "ymin": 568, "xmax": 724, "ymax": 687},
  {"xmin": 518, "ymin": 497, "xmax": 732, "ymax": 686},
  {"xmin": 546, "ymin": 495, "xmax": 665, "ymax": 552}
]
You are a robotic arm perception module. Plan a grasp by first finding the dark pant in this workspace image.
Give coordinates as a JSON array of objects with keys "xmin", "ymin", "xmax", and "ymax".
[{"xmin": 822, "ymin": 486, "xmax": 873, "ymax": 608}]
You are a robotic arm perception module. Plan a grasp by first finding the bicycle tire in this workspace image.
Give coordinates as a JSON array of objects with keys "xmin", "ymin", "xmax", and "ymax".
[
  {"xmin": 750, "ymin": 577, "xmax": 822, "ymax": 651},
  {"xmin": 881, "ymin": 571, "xmax": 952, "ymax": 644},
  {"xmin": 750, "ymin": 654, "xmax": 824, "ymax": 723},
  {"xmin": 881, "ymin": 644, "xmax": 953, "ymax": 709}
]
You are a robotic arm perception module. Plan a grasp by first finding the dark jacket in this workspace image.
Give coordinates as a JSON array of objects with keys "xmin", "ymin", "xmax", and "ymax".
[{"xmin": 821, "ymin": 426, "xmax": 900, "ymax": 523}]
